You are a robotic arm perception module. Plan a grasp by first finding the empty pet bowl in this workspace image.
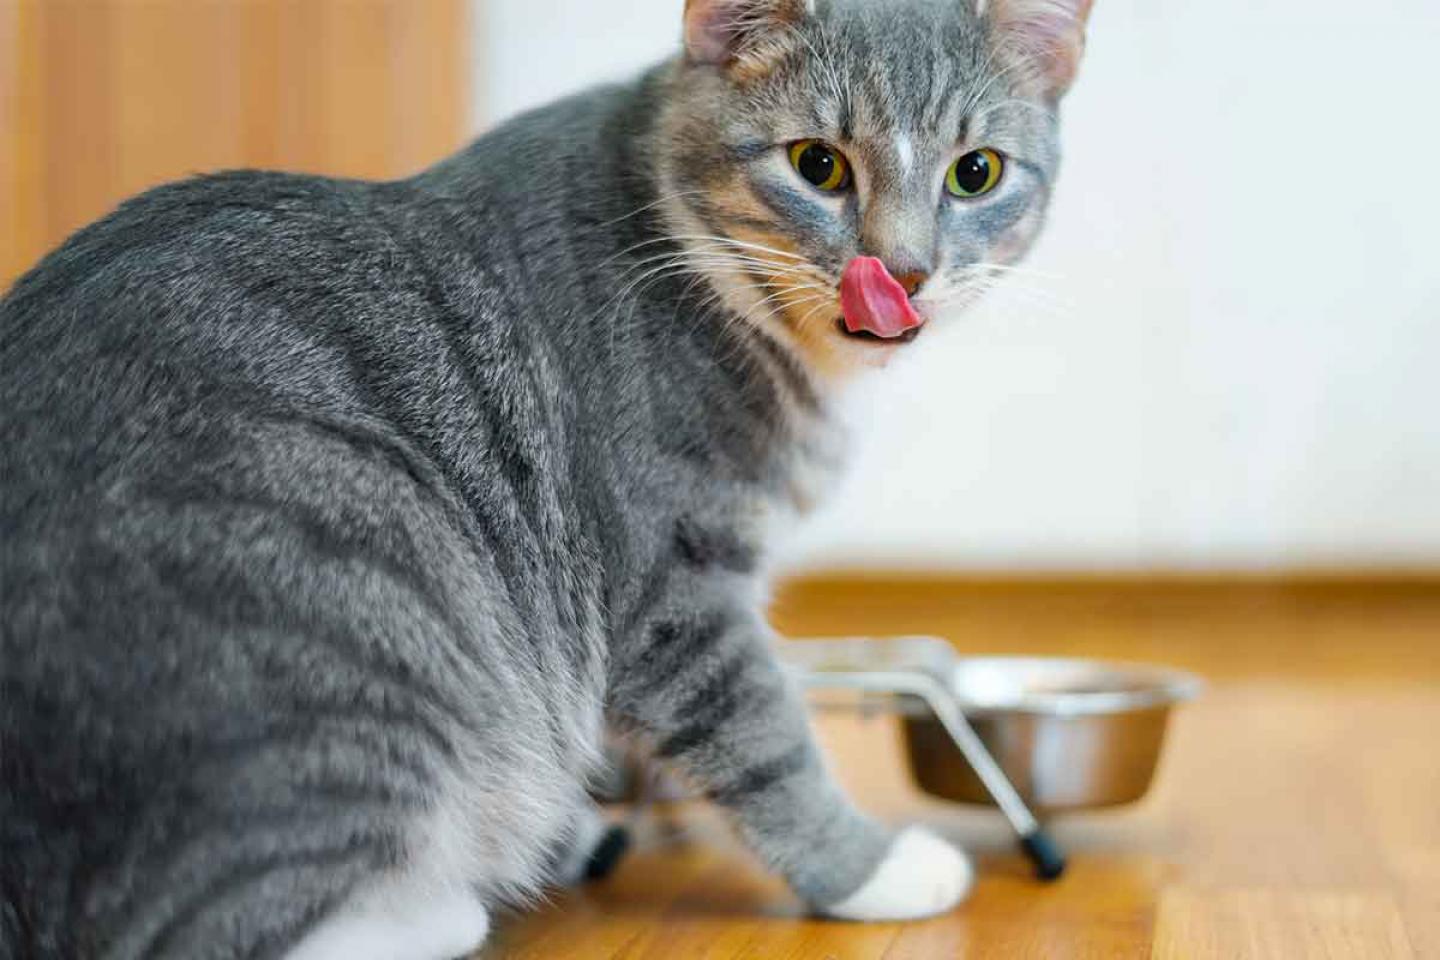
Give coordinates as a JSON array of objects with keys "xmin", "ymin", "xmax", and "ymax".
[
  {"xmin": 900, "ymin": 655, "xmax": 1203, "ymax": 812},
  {"xmin": 784, "ymin": 638, "xmax": 1203, "ymax": 815}
]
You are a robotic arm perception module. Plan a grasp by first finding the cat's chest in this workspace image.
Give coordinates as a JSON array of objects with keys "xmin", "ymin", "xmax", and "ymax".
[{"xmin": 742, "ymin": 412, "xmax": 851, "ymax": 578}]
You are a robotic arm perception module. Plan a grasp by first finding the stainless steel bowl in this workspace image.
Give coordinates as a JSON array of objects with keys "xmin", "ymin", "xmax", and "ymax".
[{"xmin": 900, "ymin": 656, "xmax": 1203, "ymax": 812}]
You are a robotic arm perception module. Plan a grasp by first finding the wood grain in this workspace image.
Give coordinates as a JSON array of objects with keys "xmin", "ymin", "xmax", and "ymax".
[
  {"xmin": 486, "ymin": 575, "xmax": 1440, "ymax": 959},
  {"xmin": 1, "ymin": 0, "xmax": 469, "ymax": 291}
]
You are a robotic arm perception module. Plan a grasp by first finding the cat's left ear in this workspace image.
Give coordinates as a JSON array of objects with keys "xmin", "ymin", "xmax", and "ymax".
[
  {"xmin": 683, "ymin": 0, "xmax": 809, "ymax": 73},
  {"xmin": 985, "ymin": 0, "xmax": 1095, "ymax": 99}
]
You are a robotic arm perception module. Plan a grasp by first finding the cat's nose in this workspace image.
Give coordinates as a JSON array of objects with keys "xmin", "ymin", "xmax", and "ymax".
[{"xmin": 892, "ymin": 270, "xmax": 929, "ymax": 298}]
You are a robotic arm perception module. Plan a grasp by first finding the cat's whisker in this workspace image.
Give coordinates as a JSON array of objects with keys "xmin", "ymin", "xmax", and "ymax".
[
  {"xmin": 666, "ymin": 234, "xmax": 810, "ymax": 263},
  {"xmin": 940, "ymin": 276, "xmax": 1077, "ymax": 324},
  {"xmin": 697, "ymin": 266, "xmax": 832, "ymax": 316},
  {"xmin": 960, "ymin": 262, "xmax": 1066, "ymax": 282},
  {"xmin": 608, "ymin": 247, "xmax": 821, "ymax": 299},
  {"xmin": 950, "ymin": 279, "xmax": 1071, "ymax": 314},
  {"xmin": 600, "ymin": 236, "xmax": 685, "ymax": 270},
  {"xmin": 764, "ymin": 274, "xmax": 833, "ymax": 298},
  {"xmin": 607, "ymin": 252, "xmax": 826, "ymax": 340},
  {"xmin": 613, "ymin": 253, "xmax": 783, "ymax": 295},
  {"xmin": 604, "ymin": 233, "xmax": 810, "ymax": 268},
  {"xmin": 668, "ymin": 250, "xmax": 834, "ymax": 296},
  {"xmin": 955, "ymin": 268, "xmax": 1070, "ymax": 302},
  {"xmin": 593, "ymin": 190, "xmax": 707, "ymax": 230},
  {"xmin": 746, "ymin": 286, "xmax": 831, "ymax": 321},
  {"xmin": 606, "ymin": 261, "xmax": 722, "ymax": 344},
  {"xmin": 683, "ymin": 252, "xmax": 823, "ymax": 281},
  {"xmin": 956, "ymin": 267, "xmax": 1074, "ymax": 310},
  {"xmin": 605, "ymin": 257, "xmax": 696, "ymax": 311},
  {"xmin": 672, "ymin": 262, "xmax": 830, "ymax": 304},
  {"xmin": 722, "ymin": 289, "xmax": 832, "ymax": 365},
  {"xmin": 793, "ymin": 297, "xmax": 840, "ymax": 337},
  {"xmin": 607, "ymin": 237, "xmax": 837, "ymax": 326}
]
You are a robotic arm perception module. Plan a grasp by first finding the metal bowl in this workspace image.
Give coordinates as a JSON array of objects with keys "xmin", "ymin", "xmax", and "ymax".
[{"xmin": 900, "ymin": 657, "xmax": 1203, "ymax": 813}]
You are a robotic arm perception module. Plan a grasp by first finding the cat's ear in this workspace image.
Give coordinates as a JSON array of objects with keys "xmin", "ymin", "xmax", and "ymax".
[
  {"xmin": 984, "ymin": 0, "xmax": 1095, "ymax": 98},
  {"xmin": 683, "ymin": 0, "xmax": 809, "ymax": 71}
]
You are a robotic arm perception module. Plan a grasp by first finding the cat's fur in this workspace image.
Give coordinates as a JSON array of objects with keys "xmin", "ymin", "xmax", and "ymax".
[{"xmin": 0, "ymin": 0, "xmax": 1092, "ymax": 956}]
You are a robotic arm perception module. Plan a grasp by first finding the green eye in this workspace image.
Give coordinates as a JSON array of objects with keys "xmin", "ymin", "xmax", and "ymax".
[
  {"xmin": 946, "ymin": 148, "xmax": 1004, "ymax": 198},
  {"xmin": 788, "ymin": 140, "xmax": 851, "ymax": 192}
]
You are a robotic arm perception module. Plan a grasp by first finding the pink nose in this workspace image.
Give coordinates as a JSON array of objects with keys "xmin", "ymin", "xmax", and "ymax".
[{"xmin": 893, "ymin": 271, "xmax": 929, "ymax": 298}]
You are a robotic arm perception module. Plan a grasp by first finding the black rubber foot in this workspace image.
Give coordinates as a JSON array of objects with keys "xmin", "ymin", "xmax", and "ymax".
[
  {"xmin": 1021, "ymin": 829, "xmax": 1067, "ymax": 881},
  {"xmin": 583, "ymin": 825, "xmax": 632, "ymax": 882}
]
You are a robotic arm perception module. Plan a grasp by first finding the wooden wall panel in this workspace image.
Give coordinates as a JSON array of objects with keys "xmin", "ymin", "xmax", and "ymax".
[
  {"xmin": 1, "ymin": 0, "xmax": 470, "ymax": 291},
  {"xmin": 0, "ymin": 4, "xmax": 17, "ymax": 282}
]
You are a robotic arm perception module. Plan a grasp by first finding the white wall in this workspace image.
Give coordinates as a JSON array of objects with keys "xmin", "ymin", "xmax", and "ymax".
[{"xmin": 475, "ymin": 0, "xmax": 1440, "ymax": 570}]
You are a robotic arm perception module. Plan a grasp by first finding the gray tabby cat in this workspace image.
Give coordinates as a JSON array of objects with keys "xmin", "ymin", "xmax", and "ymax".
[{"xmin": 0, "ymin": 0, "xmax": 1093, "ymax": 956}]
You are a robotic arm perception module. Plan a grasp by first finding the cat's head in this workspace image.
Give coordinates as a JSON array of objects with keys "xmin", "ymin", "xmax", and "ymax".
[{"xmin": 655, "ymin": 0, "xmax": 1093, "ymax": 381}]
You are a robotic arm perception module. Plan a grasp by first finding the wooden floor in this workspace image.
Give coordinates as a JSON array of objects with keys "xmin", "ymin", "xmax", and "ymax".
[{"xmin": 486, "ymin": 576, "xmax": 1440, "ymax": 959}]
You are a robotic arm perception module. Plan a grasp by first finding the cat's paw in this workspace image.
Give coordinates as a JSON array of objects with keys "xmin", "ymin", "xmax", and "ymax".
[{"xmin": 822, "ymin": 827, "xmax": 974, "ymax": 922}]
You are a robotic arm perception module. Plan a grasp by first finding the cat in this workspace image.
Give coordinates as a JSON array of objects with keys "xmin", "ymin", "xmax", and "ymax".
[{"xmin": 0, "ymin": 0, "xmax": 1094, "ymax": 956}]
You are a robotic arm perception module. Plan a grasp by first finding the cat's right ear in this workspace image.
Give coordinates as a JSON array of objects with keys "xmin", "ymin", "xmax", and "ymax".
[{"xmin": 683, "ymin": 0, "xmax": 809, "ymax": 73}]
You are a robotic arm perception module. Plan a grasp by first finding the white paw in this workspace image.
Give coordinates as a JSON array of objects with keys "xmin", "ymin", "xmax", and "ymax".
[{"xmin": 823, "ymin": 827, "xmax": 974, "ymax": 922}]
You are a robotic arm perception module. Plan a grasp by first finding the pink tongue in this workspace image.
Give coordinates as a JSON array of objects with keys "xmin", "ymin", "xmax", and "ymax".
[{"xmin": 840, "ymin": 256, "xmax": 924, "ymax": 339}]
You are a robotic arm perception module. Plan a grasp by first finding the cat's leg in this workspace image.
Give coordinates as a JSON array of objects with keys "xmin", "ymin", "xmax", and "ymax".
[
  {"xmin": 285, "ymin": 872, "xmax": 490, "ymax": 960},
  {"xmin": 610, "ymin": 608, "xmax": 973, "ymax": 920}
]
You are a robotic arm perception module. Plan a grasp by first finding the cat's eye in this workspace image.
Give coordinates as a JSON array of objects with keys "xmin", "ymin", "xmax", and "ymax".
[
  {"xmin": 788, "ymin": 140, "xmax": 851, "ymax": 192},
  {"xmin": 946, "ymin": 148, "xmax": 1004, "ymax": 198}
]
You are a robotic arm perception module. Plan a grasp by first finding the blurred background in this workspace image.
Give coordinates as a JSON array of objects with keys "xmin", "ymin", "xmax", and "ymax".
[{"xmin": 5, "ymin": 0, "xmax": 1439, "ymax": 576}]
